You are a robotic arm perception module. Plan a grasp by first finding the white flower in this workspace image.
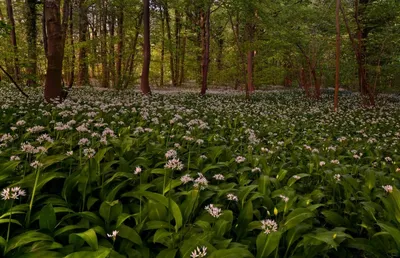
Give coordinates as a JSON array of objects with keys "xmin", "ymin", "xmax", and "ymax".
[
  {"xmin": 134, "ymin": 166, "xmax": 142, "ymax": 175},
  {"xmin": 66, "ymin": 151, "xmax": 73, "ymax": 156},
  {"xmin": 293, "ymin": 175, "xmax": 300, "ymax": 180},
  {"xmin": 385, "ymin": 157, "xmax": 392, "ymax": 163},
  {"xmin": 30, "ymin": 161, "xmax": 43, "ymax": 169},
  {"xmin": 107, "ymin": 230, "xmax": 119, "ymax": 241},
  {"xmin": 83, "ymin": 148, "xmax": 96, "ymax": 158},
  {"xmin": 164, "ymin": 158, "xmax": 184, "ymax": 170},
  {"xmin": 191, "ymin": 246, "xmax": 207, "ymax": 258},
  {"xmin": 205, "ymin": 204, "xmax": 222, "ymax": 218},
  {"xmin": 10, "ymin": 156, "xmax": 20, "ymax": 161},
  {"xmin": 1, "ymin": 187, "xmax": 26, "ymax": 200},
  {"xmin": 330, "ymin": 160, "xmax": 340, "ymax": 165},
  {"xmin": 333, "ymin": 174, "xmax": 341, "ymax": 182},
  {"xmin": 180, "ymin": 174, "xmax": 194, "ymax": 184},
  {"xmin": 78, "ymin": 138, "xmax": 90, "ymax": 146},
  {"xmin": 279, "ymin": 194, "xmax": 289, "ymax": 203},
  {"xmin": 194, "ymin": 173, "xmax": 208, "ymax": 189},
  {"xmin": 382, "ymin": 185, "xmax": 393, "ymax": 193},
  {"xmin": 165, "ymin": 149, "xmax": 178, "ymax": 159},
  {"xmin": 213, "ymin": 174, "xmax": 225, "ymax": 181},
  {"xmin": 235, "ymin": 156, "xmax": 246, "ymax": 163},
  {"xmin": 319, "ymin": 161, "xmax": 326, "ymax": 166},
  {"xmin": 252, "ymin": 167, "xmax": 261, "ymax": 173},
  {"xmin": 227, "ymin": 193, "xmax": 238, "ymax": 201},
  {"xmin": 261, "ymin": 219, "xmax": 278, "ymax": 234}
]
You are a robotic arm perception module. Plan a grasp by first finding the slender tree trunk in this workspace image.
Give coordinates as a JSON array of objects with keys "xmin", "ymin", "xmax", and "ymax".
[
  {"xmin": 68, "ymin": 1, "xmax": 75, "ymax": 88},
  {"xmin": 116, "ymin": 5, "xmax": 124, "ymax": 88},
  {"xmin": 334, "ymin": 0, "xmax": 341, "ymax": 111},
  {"xmin": 229, "ymin": 11, "xmax": 247, "ymax": 89},
  {"xmin": 165, "ymin": 6, "xmax": 176, "ymax": 86},
  {"xmin": 340, "ymin": 3, "xmax": 374, "ymax": 106},
  {"xmin": 200, "ymin": 7, "xmax": 210, "ymax": 96},
  {"xmin": 6, "ymin": 0, "xmax": 20, "ymax": 81},
  {"xmin": 44, "ymin": 0, "xmax": 65, "ymax": 102},
  {"xmin": 174, "ymin": 9, "xmax": 181, "ymax": 86},
  {"xmin": 179, "ymin": 28, "xmax": 186, "ymax": 86},
  {"xmin": 109, "ymin": 10, "xmax": 116, "ymax": 88},
  {"xmin": 78, "ymin": 0, "xmax": 89, "ymax": 86},
  {"xmin": 122, "ymin": 10, "xmax": 142, "ymax": 89},
  {"xmin": 140, "ymin": 0, "xmax": 151, "ymax": 94},
  {"xmin": 100, "ymin": 0, "xmax": 109, "ymax": 88},
  {"xmin": 42, "ymin": 2, "xmax": 48, "ymax": 57},
  {"xmin": 25, "ymin": 0, "xmax": 37, "ymax": 86},
  {"xmin": 160, "ymin": 9, "xmax": 165, "ymax": 87}
]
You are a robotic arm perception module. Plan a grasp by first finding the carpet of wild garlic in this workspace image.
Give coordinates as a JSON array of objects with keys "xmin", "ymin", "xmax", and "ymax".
[{"xmin": 1, "ymin": 87, "xmax": 400, "ymax": 258}]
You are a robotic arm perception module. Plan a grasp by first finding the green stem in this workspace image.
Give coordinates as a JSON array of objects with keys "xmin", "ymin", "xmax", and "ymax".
[
  {"xmin": 26, "ymin": 168, "xmax": 40, "ymax": 227},
  {"xmin": 4, "ymin": 202, "xmax": 13, "ymax": 256}
]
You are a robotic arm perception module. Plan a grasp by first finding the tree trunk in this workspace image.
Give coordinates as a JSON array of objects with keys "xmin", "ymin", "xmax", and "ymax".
[
  {"xmin": 42, "ymin": 2, "xmax": 48, "ymax": 57},
  {"xmin": 68, "ymin": 1, "xmax": 75, "ymax": 88},
  {"xmin": 334, "ymin": 0, "xmax": 341, "ymax": 111},
  {"xmin": 179, "ymin": 29, "xmax": 186, "ymax": 86},
  {"xmin": 165, "ymin": 6, "xmax": 176, "ymax": 87},
  {"xmin": 109, "ymin": 9, "xmax": 116, "ymax": 88},
  {"xmin": 200, "ymin": 7, "xmax": 210, "ymax": 96},
  {"xmin": 78, "ymin": 0, "xmax": 89, "ymax": 86},
  {"xmin": 160, "ymin": 8, "xmax": 165, "ymax": 87},
  {"xmin": 122, "ymin": 10, "xmax": 142, "ymax": 89},
  {"xmin": 174, "ymin": 9, "xmax": 181, "ymax": 86},
  {"xmin": 44, "ymin": 0, "xmax": 64, "ymax": 102},
  {"xmin": 100, "ymin": 0, "xmax": 109, "ymax": 88},
  {"xmin": 140, "ymin": 0, "xmax": 151, "ymax": 95},
  {"xmin": 116, "ymin": 5, "xmax": 124, "ymax": 88},
  {"xmin": 6, "ymin": 0, "xmax": 20, "ymax": 81},
  {"xmin": 25, "ymin": 0, "xmax": 37, "ymax": 86}
]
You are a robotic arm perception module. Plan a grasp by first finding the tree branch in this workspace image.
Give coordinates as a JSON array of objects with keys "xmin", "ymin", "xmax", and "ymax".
[{"xmin": 0, "ymin": 65, "xmax": 29, "ymax": 98}]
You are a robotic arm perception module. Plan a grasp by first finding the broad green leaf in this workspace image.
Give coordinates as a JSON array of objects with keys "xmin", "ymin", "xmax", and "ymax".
[
  {"xmin": 209, "ymin": 248, "xmax": 254, "ymax": 258},
  {"xmin": 256, "ymin": 231, "xmax": 282, "ymax": 258},
  {"xmin": 64, "ymin": 247, "xmax": 112, "ymax": 258},
  {"xmin": 118, "ymin": 224, "xmax": 142, "ymax": 245},
  {"xmin": 377, "ymin": 222, "xmax": 400, "ymax": 249},
  {"xmin": 99, "ymin": 200, "xmax": 122, "ymax": 224},
  {"xmin": 156, "ymin": 249, "xmax": 178, "ymax": 258},
  {"xmin": 74, "ymin": 228, "xmax": 98, "ymax": 251},
  {"xmin": 284, "ymin": 208, "xmax": 314, "ymax": 230},
  {"xmin": 39, "ymin": 204, "xmax": 56, "ymax": 232},
  {"xmin": 5, "ymin": 231, "xmax": 54, "ymax": 254}
]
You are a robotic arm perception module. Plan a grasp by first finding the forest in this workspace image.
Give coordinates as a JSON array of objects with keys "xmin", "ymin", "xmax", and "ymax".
[{"xmin": 0, "ymin": 0, "xmax": 400, "ymax": 257}]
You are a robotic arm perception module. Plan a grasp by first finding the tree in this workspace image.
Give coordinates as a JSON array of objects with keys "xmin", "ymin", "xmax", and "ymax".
[
  {"xmin": 43, "ymin": 0, "xmax": 69, "ymax": 102},
  {"xmin": 77, "ymin": 0, "xmax": 89, "ymax": 86},
  {"xmin": 334, "ymin": 0, "xmax": 340, "ymax": 111},
  {"xmin": 140, "ymin": 0, "xmax": 151, "ymax": 94},
  {"xmin": 25, "ymin": 0, "xmax": 37, "ymax": 86},
  {"xmin": 6, "ymin": 0, "xmax": 20, "ymax": 81}
]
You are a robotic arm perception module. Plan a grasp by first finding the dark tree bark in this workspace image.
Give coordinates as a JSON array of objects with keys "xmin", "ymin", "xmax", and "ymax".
[
  {"xmin": 100, "ymin": 0, "xmax": 109, "ymax": 88},
  {"xmin": 116, "ymin": 4, "xmax": 124, "ymax": 88},
  {"xmin": 160, "ymin": 8, "xmax": 165, "ymax": 87},
  {"xmin": 109, "ymin": 9, "xmax": 116, "ymax": 88},
  {"xmin": 140, "ymin": 0, "xmax": 151, "ymax": 94},
  {"xmin": 179, "ymin": 27, "xmax": 186, "ymax": 86},
  {"xmin": 122, "ymin": 10, "xmax": 142, "ymax": 89},
  {"xmin": 165, "ymin": 5, "xmax": 176, "ymax": 86},
  {"xmin": 78, "ymin": 0, "xmax": 89, "ymax": 86},
  {"xmin": 68, "ymin": 0, "xmax": 75, "ymax": 88},
  {"xmin": 334, "ymin": 0, "xmax": 341, "ymax": 111},
  {"xmin": 340, "ymin": 3, "xmax": 375, "ymax": 106},
  {"xmin": 25, "ymin": 0, "xmax": 37, "ymax": 86},
  {"xmin": 44, "ymin": 0, "xmax": 66, "ymax": 102},
  {"xmin": 200, "ymin": 6, "xmax": 210, "ymax": 96},
  {"xmin": 6, "ymin": 0, "xmax": 20, "ymax": 81},
  {"xmin": 174, "ymin": 9, "xmax": 181, "ymax": 86}
]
